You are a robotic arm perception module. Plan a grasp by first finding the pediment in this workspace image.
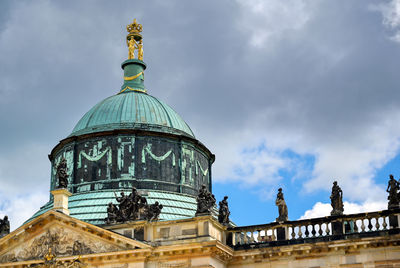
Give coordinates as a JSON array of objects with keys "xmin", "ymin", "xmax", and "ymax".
[{"xmin": 0, "ymin": 210, "xmax": 150, "ymax": 263}]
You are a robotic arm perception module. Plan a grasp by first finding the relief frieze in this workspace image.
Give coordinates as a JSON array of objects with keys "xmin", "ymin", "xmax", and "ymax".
[{"xmin": 0, "ymin": 227, "xmax": 122, "ymax": 263}]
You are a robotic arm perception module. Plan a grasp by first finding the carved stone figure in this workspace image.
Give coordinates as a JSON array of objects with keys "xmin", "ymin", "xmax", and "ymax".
[
  {"xmin": 128, "ymin": 187, "xmax": 142, "ymax": 220},
  {"xmin": 195, "ymin": 184, "xmax": 216, "ymax": 215},
  {"xmin": 138, "ymin": 196, "xmax": 148, "ymax": 220},
  {"xmin": 0, "ymin": 215, "xmax": 10, "ymax": 237},
  {"xmin": 330, "ymin": 181, "xmax": 344, "ymax": 216},
  {"xmin": 146, "ymin": 201, "xmax": 163, "ymax": 222},
  {"xmin": 387, "ymin": 174, "xmax": 400, "ymax": 209},
  {"xmin": 56, "ymin": 158, "xmax": 68, "ymax": 189},
  {"xmin": 115, "ymin": 191, "xmax": 130, "ymax": 221},
  {"xmin": 218, "ymin": 196, "xmax": 230, "ymax": 226},
  {"xmin": 72, "ymin": 241, "xmax": 93, "ymax": 255},
  {"xmin": 275, "ymin": 188, "xmax": 288, "ymax": 222},
  {"xmin": 105, "ymin": 203, "xmax": 118, "ymax": 224}
]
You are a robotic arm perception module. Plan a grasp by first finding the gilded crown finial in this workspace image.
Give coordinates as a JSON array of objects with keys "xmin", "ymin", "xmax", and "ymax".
[
  {"xmin": 127, "ymin": 19, "xmax": 143, "ymax": 34},
  {"xmin": 126, "ymin": 19, "xmax": 144, "ymax": 61}
]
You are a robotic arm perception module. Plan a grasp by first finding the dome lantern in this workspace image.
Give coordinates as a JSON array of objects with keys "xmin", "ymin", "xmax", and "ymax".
[{"xmin": 121, "ymin": 19, "xmax": 146, "ymax": 94}]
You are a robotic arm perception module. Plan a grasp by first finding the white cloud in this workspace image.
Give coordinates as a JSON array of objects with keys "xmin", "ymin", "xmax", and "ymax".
[
  {"xmin": 300, "ymin": 200, "xmax": 387, "ymax": 220},
  {"xmin": 0, "ymin": 142, "xmax": 50, "ymax": 230},
  {"xmin": 370, "ymin": 0, "xmax": 400, "ymax": 43},
  {"xmin": 235, "ymin": 0, "xmax": 317, "ymax": 47},
  {"xmin": 0, "ymin": 192, "xmax": 48, "ymax": 231}
]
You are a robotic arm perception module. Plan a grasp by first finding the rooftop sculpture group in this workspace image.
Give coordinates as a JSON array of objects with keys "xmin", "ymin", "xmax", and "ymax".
[
  {"xmin": 195, "ymin": 185, "xmax": 216, "ymax": 216},
  {"xmin": 195, "ymin": 185, "xmax": 231, "ymax": 226},
  {"xmin": 387, "ymin": 174, "xmax": 400, "ymax": 209},
  {"xmin": 103, "ymin": 174, "xmax": 400, "ymax": 227},
  {"xmin": 105, "ymin": 187, "xmax": 163, "ymax": 224}
]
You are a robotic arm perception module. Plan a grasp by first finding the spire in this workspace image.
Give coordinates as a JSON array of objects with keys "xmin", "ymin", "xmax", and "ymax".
[{"xmin": 120, "ymin": 19, "xmax": 146, "ymax": 94}]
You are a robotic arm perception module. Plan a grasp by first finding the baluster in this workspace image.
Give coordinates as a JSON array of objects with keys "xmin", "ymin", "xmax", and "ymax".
[
  {"xmin": 271, "ymin": 228, "xmax": 276, "ymax": 241},
  {"xmin": 232, "ymin": 232, "xmax": 237, "ymax": 246},
  {"xmin": 264, "ymin": 229, "xmax": 269, "ymax": 241},
  {"xmin": 354, "ymin": 219, "xmax": 359, "ymax": 233},
  {"xmin": 375, "ymin": 217, "xmax": 380, "ymax": 230},
  {"xmin": 325, "ymin": 223, "xmax": 330, "ymax": 235},
  {"xmin": 291, "ymin": 226, "xmax": 296, "ymax": 239},
  {"xmin": 250, "ymin": 231, "xmax": 255, "ymax": 243},
  {"xmin": 318, "ymin": 223, "xmax": 323, "ymax": 236},
  {"xmin": 382, "ymin": 216, "xmax": 388, "ymax": 230},
  {"xmin": 305, "ymin": 225, "xmax": 310, "ymax": 238},
  {"xmin": 248, "ymin": 231, "xmax": 253, "ymax": 243},
  {"xmin": 361, "ymin": 219, "xmax": 366, "ymax": 232},
  {"xmin": 242, "ymin": 232, "xmax": 247, "ymax": 244},
  {"xmin": 368, "ymin": 218, "xmax": 373, "ymax": 231},
  {"xmin": 264, "ymin": 229, "xmax": 268, "ymax": 241},
  {"xmin": 298, "ymin": 226, "xmax": 303, "ymax": 238},
  {"xmin": 311, "ymin": 224, "xmax": 316, "ymax": 237}
]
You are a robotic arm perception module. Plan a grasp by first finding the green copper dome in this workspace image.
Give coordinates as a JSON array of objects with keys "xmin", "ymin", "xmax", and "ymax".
[
  {"xmin": 28, "ymin": 21, "xmax": 215, "ymax": 228},
  {"xmin": 69, "ymin": 59, "xmax": 194, "ymax": 138},
  {"xmin": 70, "ymin": 91, "xmax": 194, "ymax": 138}
]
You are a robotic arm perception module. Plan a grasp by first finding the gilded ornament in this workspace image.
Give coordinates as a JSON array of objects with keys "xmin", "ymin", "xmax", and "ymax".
[
  {"xmin": 126, "ymin": 19, "xmax": 142, "ymax": 34},
  {"xmin": 128, "ymin": 38, "xmax": 136, "ymax": 60},
  {"xmin": 126, "ymin": 19, "xmax": 144, "ymax": 61},
  {"xmin": 124, "ymin": 71, "xmax": 144, "ymax": 81}
]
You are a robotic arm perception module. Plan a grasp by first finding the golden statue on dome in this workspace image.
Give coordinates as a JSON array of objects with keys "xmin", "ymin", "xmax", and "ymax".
[{"xmin": 126, "ymin": 19, "xmax": 144, "ymax": 61}]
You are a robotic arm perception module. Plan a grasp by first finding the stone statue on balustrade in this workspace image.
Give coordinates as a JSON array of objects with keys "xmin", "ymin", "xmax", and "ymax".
[
  {"xmin": 218, "ymin": 196, "xmax": 230, "ymax": 226},
  {"xmin": 195, "ymin": 184, "xmax": 216, "ymax": 215},
  {"xmin": 0, "ymin": 216, "xmax": 10, "ymax": 237},
  {"xmin": 387, "ymin": 174, "xmax": 400, "ymax": 209},
  {"xmin": 56, "ymin": 158, "xmax": 68, "ymax": 189},
  {"xmin": 275, "ymin": 188, "xmax": 288, "ymax": 222},
  {"xmin": 330, "ymin": 181, "xmax": 344, "ymax": 216}
]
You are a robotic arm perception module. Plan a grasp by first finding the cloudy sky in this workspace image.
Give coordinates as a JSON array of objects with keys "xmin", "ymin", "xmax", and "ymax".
[{"xmin": 1, "ymin": 0, "xmax": 400, "ymax": 229}]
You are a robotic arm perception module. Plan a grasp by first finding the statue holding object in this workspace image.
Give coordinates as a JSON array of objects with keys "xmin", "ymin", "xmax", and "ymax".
[
  {"xmin": 330, "ymin": 181, "xmax": 344, "ymax": 216},
  {"xmin": 275, "ymin": 188, "xmax": 288, "ymax": 222},
  {"xmin": 56, "ymin": 158, "xmax": 68, "ymax": 189},
  {"xmin": 387, "ymin": 174, "xmax": 400, "ymax": 209},
  {"xmin": 195, "ymin": 184, "xmax": 216, "ymax": 215},
  {"xmin": 146, "ymin": 201, "xmax": 163, "ymax": 222},
  {"xmin": 105, "ymin": 203, "xmax": 118, "ymax": 224},
  {"xmin": 218, "ymin": 196, "xmax": 230, "ymax": 226}
]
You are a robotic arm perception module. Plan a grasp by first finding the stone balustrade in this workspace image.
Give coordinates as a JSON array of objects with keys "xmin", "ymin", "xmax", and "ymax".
[{"xmin": 227, "ymin": 208, "xmax": 400, "ymax": 248}]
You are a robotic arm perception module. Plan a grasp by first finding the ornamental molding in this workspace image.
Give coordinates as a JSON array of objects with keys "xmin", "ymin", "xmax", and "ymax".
[
  {"xmin": 141, "ymin": 143, "xmax": 175, "ymax": 165},
  {"xmin": 0, "ymin": 211, "xmax": 150, "ymax": 264}
]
